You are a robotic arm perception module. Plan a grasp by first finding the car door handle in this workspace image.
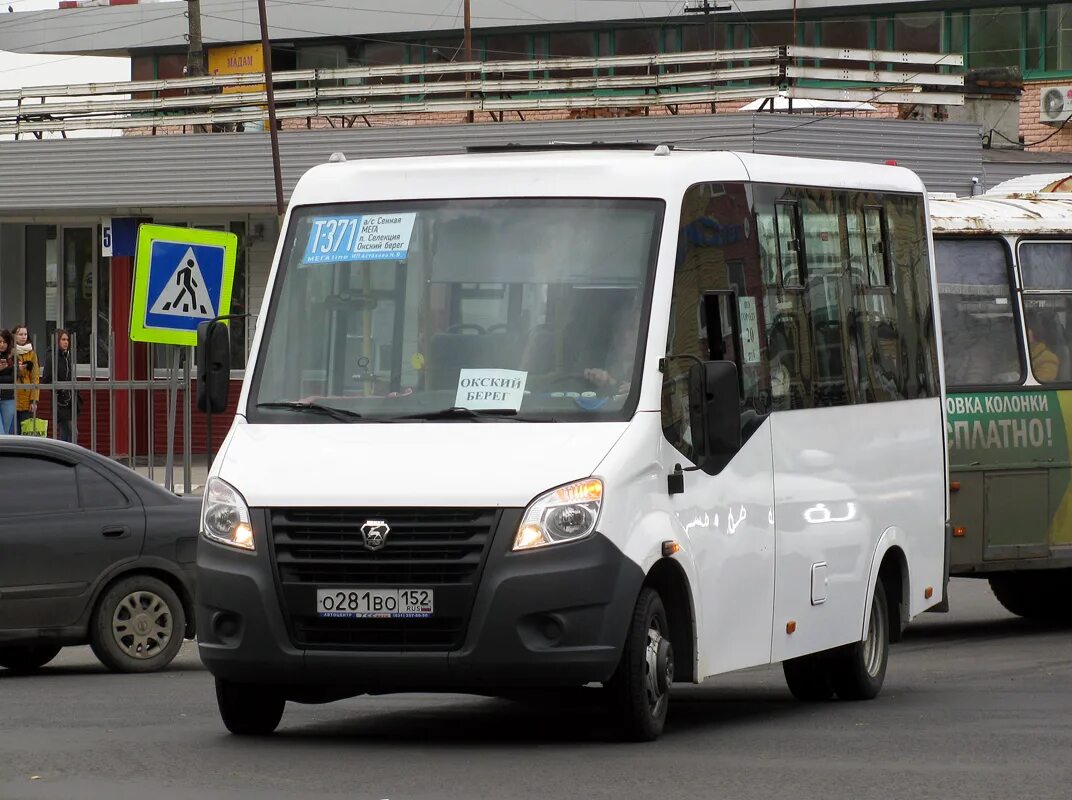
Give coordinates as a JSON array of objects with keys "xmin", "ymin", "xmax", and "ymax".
[{"xmin": 101, "ymin": 526, "xmax": 129, "ymax": 539}]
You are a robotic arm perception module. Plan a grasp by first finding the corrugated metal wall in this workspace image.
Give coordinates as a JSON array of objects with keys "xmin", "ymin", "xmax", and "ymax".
[{"xmin": 0, "ymin": 114, "xmax": 984, "ymax": 214}]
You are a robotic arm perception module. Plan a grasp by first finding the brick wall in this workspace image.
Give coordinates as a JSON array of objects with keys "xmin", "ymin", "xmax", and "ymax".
[{"xmin": 1021, "ymin": 81, "xmax": 1072, "ymax": 152}]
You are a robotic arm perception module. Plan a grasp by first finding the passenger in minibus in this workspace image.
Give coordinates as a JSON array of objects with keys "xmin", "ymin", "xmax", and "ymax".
[{"xmin": 1028, "ymin": 322, "xmax": 1060, "ymax": 383}]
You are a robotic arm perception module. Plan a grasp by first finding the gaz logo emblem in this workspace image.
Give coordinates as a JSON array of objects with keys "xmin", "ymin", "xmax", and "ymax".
[{"xmin": 361, "ymin": 520, "xmax": 390, "ymax": 551}]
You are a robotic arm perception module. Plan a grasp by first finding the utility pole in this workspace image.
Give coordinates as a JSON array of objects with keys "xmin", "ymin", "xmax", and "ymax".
[
  {"xmin": 464, "ymin": 0, "xmax": 474, "ymax": 123},
  {"xmin": 257, "ymin": 0, "xmax": 285, "ymax": 218},
  {"xmin": 186, "ymin": 0, "xmax": 206, "ymax": 132},
  {"xmin": 185, "ymin": 0, "xmax": 205, "ymax": 78},
  {"xmin": 683, "ymin": 1, "xmax": 730, "ymax": 113}
]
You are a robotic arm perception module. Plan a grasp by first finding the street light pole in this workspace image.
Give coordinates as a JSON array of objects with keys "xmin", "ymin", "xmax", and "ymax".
[{"xmin": 257, "ymin": 0, "xmax": 285, "ymax": 218}]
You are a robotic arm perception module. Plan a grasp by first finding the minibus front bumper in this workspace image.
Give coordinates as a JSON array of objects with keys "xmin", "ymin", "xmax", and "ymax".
[{"xmin": 196, "ymin": 508, "xmax": 644, "ymax": 693}]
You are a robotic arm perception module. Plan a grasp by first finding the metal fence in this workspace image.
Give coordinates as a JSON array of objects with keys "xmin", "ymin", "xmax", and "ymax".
[
  {"xmin": 15, "ymin": 332, "xmax": 198, "ymax": 494},
  {"xmin": 0, "ymin": 45, "xmax": 965, "ymax": 137}
]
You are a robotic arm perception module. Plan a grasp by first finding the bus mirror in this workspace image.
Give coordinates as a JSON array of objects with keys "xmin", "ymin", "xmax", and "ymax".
[
  {"xmin": 688, "ymin": 360, "xmax": 742, "ymax": 473},
  {"xmin": 197, "ymin": 320, "xmax": 231, "ymax": 414}
]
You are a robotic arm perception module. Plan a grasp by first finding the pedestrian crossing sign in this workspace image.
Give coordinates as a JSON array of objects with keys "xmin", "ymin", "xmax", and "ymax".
[{"xmin": 130, "ymin": 224, "xmax": 239, "ymax": 346}]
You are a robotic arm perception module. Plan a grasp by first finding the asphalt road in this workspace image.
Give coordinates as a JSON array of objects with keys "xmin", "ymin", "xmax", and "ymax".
[{"xmin": 2, "ymin": 578, "xmax": 1071, "ymax": 800}]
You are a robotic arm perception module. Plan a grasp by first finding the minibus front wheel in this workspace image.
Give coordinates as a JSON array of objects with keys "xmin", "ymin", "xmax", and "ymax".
[
  {"xmin": 216, "ymin": 678, "xmax": 286, "ymax": 735},
  {"xmin": 606, "ymin": 587, "xmax": 674, "ymax": 742}
]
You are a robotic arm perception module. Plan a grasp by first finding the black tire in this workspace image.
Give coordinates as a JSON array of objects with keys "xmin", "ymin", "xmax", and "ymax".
[
  {"xmin": 0, "ymin": 644, "xmax": 62, "ymax": 673},
  {"xmin": 216, "ymin": 679, "xmax": 286, "ymax": 736},
  {"xmin": 830, "ymin": 577, "xmax": 889, "ymax": 701},
  {"xmin": 782, "ymin": 654, "xmax": 834, "ymax": 701},
  {"xmin": 606, "ymin": 587, "xmax": 674, "ymax": 742},
  {"xmin": 989, "ymin": 572, "xmax": 1071, "ymax": 622},
  {"xmin": 90, "ymin": 575, "xmax": 186, "ymax": 674}
]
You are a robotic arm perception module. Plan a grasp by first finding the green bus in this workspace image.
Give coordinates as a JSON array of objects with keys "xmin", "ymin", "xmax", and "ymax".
[{"xmin": 931, "ymin": 177, "xmax": 1072, "ymax": 618}]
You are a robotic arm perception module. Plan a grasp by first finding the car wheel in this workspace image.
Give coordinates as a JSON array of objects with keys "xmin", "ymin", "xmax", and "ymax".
[
  {"xmin": 90, "ymin": 575, "xmax": 185, "ymax": 673},
  {"xmin": 830, "ymin": 577, "xmax": 889, "ymax": 701},
  {"xmin": 0, "ymin": 644, "xmax": 62, "ymax": 673},
  {"xmin": 782, "ymin": 653, "xmax": 835, "ymax": 701},
  {"xmin": 216, "ymin": 679, "xmax": 286, "ymax": 735},
  {"xmin": 606, "ymin": 587, "xmax": 673, "ymax": 742}
]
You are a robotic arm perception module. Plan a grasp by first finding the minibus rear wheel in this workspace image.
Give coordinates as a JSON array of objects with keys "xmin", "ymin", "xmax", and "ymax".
[
  {"xmin": 829, "ymin": 577, "xmax": 889, "ymax": 701},
  {"xmin": 606, "ymin": 587, "xmax": 673, "ymax": 742},
  {"xmin": 215, "ymin": 678, "xmax": 286, "ymax": 735},
  {"xmin": 782, "ymin": 654, "xmax": 834, "ymax": 701}
]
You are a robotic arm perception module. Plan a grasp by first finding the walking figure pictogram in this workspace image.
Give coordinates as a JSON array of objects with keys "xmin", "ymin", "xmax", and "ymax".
[{"xmin": 162, "ymin": 257, "xmax": 208, "ymax": 315}]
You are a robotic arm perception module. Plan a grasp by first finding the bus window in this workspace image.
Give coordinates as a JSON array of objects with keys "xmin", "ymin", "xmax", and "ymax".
[
  {"xmin": 1019, "ymin": 242, "xmax": 1072, "ymax": 384},
  {"xmin": 934, "ymin": 239, "xmax": 1022, "ymax": 387}
]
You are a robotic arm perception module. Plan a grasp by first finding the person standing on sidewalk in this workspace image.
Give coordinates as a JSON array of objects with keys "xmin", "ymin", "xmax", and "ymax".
[
  {"xmin": 14, "ymin": 324, "xmax": 40, "ymax": 435},
  {"xmin": 0, "ymin": 330, "xmax": 16, "ymax": 435},
  {"xmin": 42, "ymin": 329, "xmax": 77, "ymax": 443}
]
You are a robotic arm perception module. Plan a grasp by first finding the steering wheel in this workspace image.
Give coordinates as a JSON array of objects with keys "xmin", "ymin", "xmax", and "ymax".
[{"xmin": 446, "ymin": 323, "xmax": 485, "ymax": 335}]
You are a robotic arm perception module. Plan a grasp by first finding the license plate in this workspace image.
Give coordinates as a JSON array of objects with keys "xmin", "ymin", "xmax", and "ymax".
[{"xmin": 315, "ymin": 588, "xmax": 434, "ymax": 619}]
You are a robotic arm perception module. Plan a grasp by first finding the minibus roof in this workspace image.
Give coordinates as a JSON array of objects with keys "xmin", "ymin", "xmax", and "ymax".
[
  {"xmin": 288, "ymin": 147, "xmax": 927, "ymax": 209},
  {"xmin": 930, "ymin": 193, "xmax": 1072, "ymax": 236}
]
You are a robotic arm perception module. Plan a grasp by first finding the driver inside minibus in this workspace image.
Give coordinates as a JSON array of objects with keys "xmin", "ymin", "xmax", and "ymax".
[{"xmin": 582, "ymin": 298, "xmax": 643, "ymax": 395}]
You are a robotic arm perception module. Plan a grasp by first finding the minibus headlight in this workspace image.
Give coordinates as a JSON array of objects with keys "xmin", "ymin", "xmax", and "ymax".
[
  {"xmin": 514, "ymin": 478, "xmax": 603, "ymax": 551},
  {"xmin": 201, "ymin": 477, "xmax": 255, "ymax": 552}
]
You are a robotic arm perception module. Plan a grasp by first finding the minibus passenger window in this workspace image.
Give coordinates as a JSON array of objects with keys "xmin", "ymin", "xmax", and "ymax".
[
  {"xmin": 935, "ymin": 239, "xmax": 1022, "ymax": 387},
  {"xmin": 1020, "ymin": 241, "xmax": 1072, "ymax": 384}
]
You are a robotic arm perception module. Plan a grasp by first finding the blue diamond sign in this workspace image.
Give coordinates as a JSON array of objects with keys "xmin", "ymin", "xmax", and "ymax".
[{"xmin": 130, "ymin": 224, "xmax": 238, "ymax": 346}]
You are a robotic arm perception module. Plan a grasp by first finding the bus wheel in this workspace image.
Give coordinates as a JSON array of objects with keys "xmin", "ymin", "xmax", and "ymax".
[
  {"xmin": 607, "ymin": 587, "xmax": 673, "ymax": 742},
  {"xmin": 782, "ymin": 654, "xmax": 834, "ymax": 701},
  {"xmin": 215, "ymin": 679, "xmax": 286, "ymax": 735},
  {"xmin": 830, "ymin": 577, "xmax": 889, "ymax": 701},
  {"xmin": 989, "ymin": 573, "xmax": 1061, "ymax": 621}
]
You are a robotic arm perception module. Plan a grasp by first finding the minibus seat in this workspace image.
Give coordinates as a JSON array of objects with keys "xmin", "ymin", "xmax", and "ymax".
[
  {"xmin": 426, "ymin": 330, "xmax": 525, "ymax": 390},
  {"xmin": 427, "ymin": 332, "xmax": 493, "ymax": 390}
]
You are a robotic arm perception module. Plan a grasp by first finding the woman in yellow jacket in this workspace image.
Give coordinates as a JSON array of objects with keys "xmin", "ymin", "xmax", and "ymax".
[
  {"xmin": 1028, "ymin": 324, "xmax": 1061, "ymax": 383},
  {"xmin": 13, "ymin": 324, "xmax": 40, "ymax": 435}
]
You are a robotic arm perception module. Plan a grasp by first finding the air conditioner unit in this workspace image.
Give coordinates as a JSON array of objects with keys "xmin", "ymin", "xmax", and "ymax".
[{"xmin": 1040, "ymin": 85, "xmax": 1072, "ymax": 124}]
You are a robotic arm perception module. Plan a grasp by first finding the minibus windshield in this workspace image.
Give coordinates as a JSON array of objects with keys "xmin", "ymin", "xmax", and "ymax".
[{"xmin": 249, "ymin": 198, "xmax": 663, "ymax": 422}]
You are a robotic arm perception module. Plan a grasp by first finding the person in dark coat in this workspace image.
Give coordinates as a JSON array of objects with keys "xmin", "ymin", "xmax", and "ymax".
[
  {"xmin": 42, "ymin": 329, "xmax": 78, "ymax": 443},
  {"xmin": 0, "ymin": 329, "xmax": 14, "ymax": 435}
]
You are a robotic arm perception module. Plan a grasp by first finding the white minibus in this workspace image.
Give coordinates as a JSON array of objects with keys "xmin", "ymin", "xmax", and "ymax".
[{"xmin": 196, "ymin": 145, "xmax": 948, "ymax": 741}]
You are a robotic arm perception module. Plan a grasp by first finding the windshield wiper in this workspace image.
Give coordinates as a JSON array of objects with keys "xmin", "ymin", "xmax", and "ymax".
[
  {"xmin": 390, "ymin": 406, "xmax": 546, "ymax": 422},
  {"xmin": 256, "ymin": 401, "xmax": 366, "ymax": 423}
]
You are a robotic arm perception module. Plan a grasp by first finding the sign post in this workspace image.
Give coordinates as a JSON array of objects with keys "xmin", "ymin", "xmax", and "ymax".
[{"xmin": 130, "ymin": 225, "xmax": 238, "ymax": 492}]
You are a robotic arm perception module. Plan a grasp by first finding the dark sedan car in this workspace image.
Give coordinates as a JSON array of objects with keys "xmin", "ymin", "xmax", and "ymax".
[{"xmin": 0, "ymin": 437, "xmax": 200, "ymax": 673}]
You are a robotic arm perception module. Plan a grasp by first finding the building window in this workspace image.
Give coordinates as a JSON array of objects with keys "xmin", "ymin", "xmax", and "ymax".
[
  {"xmin": 820, "ymin": 17, "xmax": 871, "ymax": 50},
  {"xmin": 970, "ymin": 7, "xmax": 1021, "ymax": 69},
  {"xmin": 484, "ymin": 34, "xmax": 529, "ymax": 62},
  {"xmin": 1026, "ymin": 7, "xmax": 1043, "ymax": 71},
  {"xmin": 1045, "ymin": 3, "xmax": 1072, "ymax": 72},
  {"xmin": 749, "ymin": 20, "xmax": 795, "ymax": 48},
  {"xmin": 894, "ymin": 12, "xmax": 944, "ymax": 53}
]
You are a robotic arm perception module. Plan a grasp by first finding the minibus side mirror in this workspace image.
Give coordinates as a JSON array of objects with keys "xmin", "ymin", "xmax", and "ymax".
[
  {"xmin": 197, "ymin": 319, "xmax": 231, "ymax": 414},
  {"xmin": 688, "ymin": 360, "xmax": 743, "ymax": 474}
]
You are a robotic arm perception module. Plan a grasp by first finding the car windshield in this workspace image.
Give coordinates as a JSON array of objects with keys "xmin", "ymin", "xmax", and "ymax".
[{"xmin": 249, "ymin": 198, "xmax": 663, "ymax": 422}]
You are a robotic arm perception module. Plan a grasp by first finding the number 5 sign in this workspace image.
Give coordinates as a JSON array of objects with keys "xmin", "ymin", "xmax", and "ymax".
[{"xmin": 101, "ymin": 219, "xmax": 113, "ymax": 257}]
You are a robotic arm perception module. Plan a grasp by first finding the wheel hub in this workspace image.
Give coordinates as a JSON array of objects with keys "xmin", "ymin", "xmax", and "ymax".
[
  {"xmin": 644, "ymin": 624, "xmax": 673, "ymax": 716},
  {"xmin": 112, "ymin": 590, "xmax": 173, "ymax": 660}
]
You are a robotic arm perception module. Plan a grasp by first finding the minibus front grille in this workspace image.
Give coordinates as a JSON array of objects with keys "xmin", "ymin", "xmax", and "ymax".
[{"xmin": 268, "ymin": 507, "xmax": 499, "ymax": 651}]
